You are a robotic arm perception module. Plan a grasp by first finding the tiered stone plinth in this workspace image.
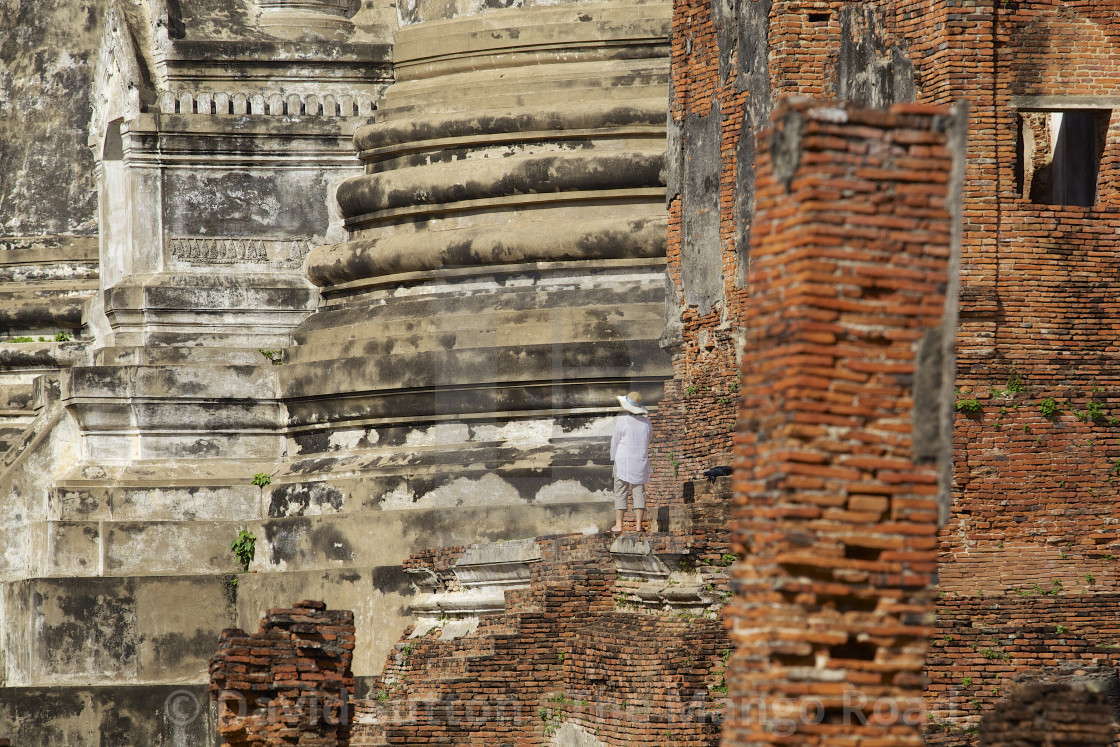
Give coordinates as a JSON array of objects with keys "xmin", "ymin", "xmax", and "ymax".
[{"xmin": 293, "ymin": 0, "xmax": 673, "ymax": 513}]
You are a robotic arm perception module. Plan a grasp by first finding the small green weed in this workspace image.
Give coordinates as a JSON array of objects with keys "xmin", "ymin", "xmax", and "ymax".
[
  {"xmin": 1038, "ymin": 397, "xmax": 1060, "ymax": 419},
  {"xmin": 251, "ymin": 472, "xmax": 272, "ymax": 487},
  {"xmin": 956, "ymin": 396, "xmax": 982, "ymax": 413},
  {"xmin": 1005, "ymin": 370, "xmax": 1025, "ymax": 394},
  {"xmin": 231, "ymin": 529, "xmax": 256, "ymax": 571}
]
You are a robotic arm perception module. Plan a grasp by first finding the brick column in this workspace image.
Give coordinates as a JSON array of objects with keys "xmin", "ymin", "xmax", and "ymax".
[{"xmin": 724, "ymin": 99, "xmax": 962, "ymax": 746}]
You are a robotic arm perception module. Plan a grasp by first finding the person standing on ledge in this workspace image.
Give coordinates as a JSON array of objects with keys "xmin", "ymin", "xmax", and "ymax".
[{"xmin": 610, "ymin": 391, "xmax": 652, "ymax": 533}]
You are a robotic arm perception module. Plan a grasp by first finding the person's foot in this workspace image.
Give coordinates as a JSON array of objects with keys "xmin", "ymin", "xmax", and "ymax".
[{"xmin": 610, "ymin": 525, "xmax": 623, "ymax": 533}]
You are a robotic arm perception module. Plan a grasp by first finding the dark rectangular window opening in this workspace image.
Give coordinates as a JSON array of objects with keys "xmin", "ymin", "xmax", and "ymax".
[
  {"xmin": 807, "ymin": 12, "xmax": 830, "ymax": 22},
  {"xmin": 1016, "ymin": 109, "xmax": 1110, "ymax": 207}
]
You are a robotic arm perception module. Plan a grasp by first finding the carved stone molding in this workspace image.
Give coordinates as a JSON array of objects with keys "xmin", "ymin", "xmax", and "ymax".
[
  {"xmin": 168, "ymin": 237, "xmax": 312, "ymax": 268},
  {"xmin": 157, "ymin": 90, "xmax": 377, "ymax": 118}
]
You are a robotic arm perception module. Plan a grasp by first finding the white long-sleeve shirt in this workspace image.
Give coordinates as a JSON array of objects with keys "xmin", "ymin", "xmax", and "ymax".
[{"xmin": 610, "ymin": 413, "xmax": 652, "ymax": 484}]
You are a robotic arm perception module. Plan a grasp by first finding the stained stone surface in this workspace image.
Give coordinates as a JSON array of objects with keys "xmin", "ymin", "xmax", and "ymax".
[{"xmin": 0, "ymin": 0, "xmax": 672, "ymax": 742}]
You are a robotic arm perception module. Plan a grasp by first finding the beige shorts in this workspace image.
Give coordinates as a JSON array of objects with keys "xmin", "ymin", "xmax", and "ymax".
[{"xmin": 613, "ymin": 475, "xmax": 646, "ymax": 511}]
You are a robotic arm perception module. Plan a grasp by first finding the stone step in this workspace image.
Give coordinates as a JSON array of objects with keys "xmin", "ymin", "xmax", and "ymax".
[
  {"xmin": 6, "ymin": 498, "xmax": 612, "ymax": 580},
  {"xmin": 61, "ymin": 362, "xmax": 286, "ymax": 462},
  {"xmin": 0, "ymin": 279, "xmax": 97, "ymax": 336},
  {"xmin": 297, "ymin": 279, "xmax": 665, "ymax": 333},
  {"xmin": 0, "ymin": 421, "xmax": 34, "ymax": 455},
  {"xmin": 285, "ymin": 303, "xmax": 666, "ymax": 365},
  {"xmin": 48, "ymin": 433, "xmax": 614, "ymax": 521},
  {"xmin": 51, "ymin": 479, "xmax": 266, "ymax": 523},
  {"xmin": 0, "ymin": 238, "xmax": 99, "ymax": 280},
  {"xmin": 280, "ymin": 337, "xmax": 667, "ymax": 402},
  {"xmin": 0, "ymin": 278, "xmax": 98, "ymax": 302},
  {"xmin": 0, "ymin": 675, "xmax": 382, "ymax": 747},
  {"xmin": 0, "ymin": 380, "xmax": 36, "ymax": 411},
  {"xmin": 62, "ymin": 363, "xmax": 281, "ymax": 402},
  {"xmin": 378, "ymin": 59, "xmax": 666, "ymax": 117},
  {"xmin": 2, "ymin": 564, "xmax": 399, "ymax": 686},
  {"xmin": 0, "ymin": 684, "xmax": 217, "ymax": 746},
  {"xmin": 1, "ymin": 511, "xmax": 609, "ymax": 686},
  {"xmin": 92, "ymin": 345, "xmax": 282, "ymax": 367}
]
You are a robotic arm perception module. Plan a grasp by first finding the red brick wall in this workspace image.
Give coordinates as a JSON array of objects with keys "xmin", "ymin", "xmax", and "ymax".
[
  {"xmin": 664, "ymin": 0, "xmax": 1120, "ymax": 742},
  {"xmin": 649, "ymin": 0, "xmax": 752, "ymax": 515},
  {"xmin": 724, "ymin": 97, "xmax": 957, "ymax": 747},
  {"xmin": 926, "ymin": 4, "xmax": 1120, "ymax": 738},
  {"xmin": 977, "ymin": 678, "xmax": 1118, "ymax": 747},
  {"xmin": 654, "ymin": 0, "xmax": 927, "ymax": 515},
  {"xmin": 924, "ymin": 595, "xmax": 1120, "ymax": 743},
  {"xmin": 209, "ymin": 600, "xmax": 356, "ymax": 747}
]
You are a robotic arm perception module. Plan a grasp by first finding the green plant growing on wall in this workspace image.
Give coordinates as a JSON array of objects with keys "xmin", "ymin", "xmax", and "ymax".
[
  {"xmin": 231, "ymin": 529, "xmax": 256, "ymax": 571},
  {"xmin": 669, "ymin": 450, "xmax": 680, "ymax": 477},
  {"xmin": 1086, "ymin": 574, "xmax": 1096, "ymax": 585},
  {"xmin": 259, "ymin": 349, "xmax": 283, "ymax": 365},
  {"xmin": 1005, "ymin": 369, "xmax": 1025, "ymax": 394},
  {"xmin": 1087, "ymin": 401, "xmax": 1105, "ymax": 421},
  {"xmin": 53, "ymin": 332, "xmax": 72, "ymax": 342},
  {"xmin": 251, "ymin": 472, "xmax": 272, "ymax": 487},
  {"xmin": 956, "ymin": 395, "xmax": 981, "ymax": 413},
  {"xmin": 1056, "ymin": 624, "xmax": 1068, "ymax": 635},
  {"xmin": 961, "ymin": 677, "xmax": 972, "ymax": 688},
  {"xmin": 1038, "ymin": 397, "xmax": 1060, "ymax": 419}
]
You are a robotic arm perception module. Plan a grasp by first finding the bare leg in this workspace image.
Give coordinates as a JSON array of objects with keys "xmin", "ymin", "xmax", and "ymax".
[
  {"xmin": 635, "ymin": 508, "xmax": 645, "ymax": 533},
  {"xmin": 612, "ymin": 509, "xmax": 624, "ymax": 533}
]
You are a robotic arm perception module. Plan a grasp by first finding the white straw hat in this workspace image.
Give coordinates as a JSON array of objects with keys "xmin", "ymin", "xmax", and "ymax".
[{"xmin": 617, "ymin": 391, "xmax": 648, "ymax": 415}]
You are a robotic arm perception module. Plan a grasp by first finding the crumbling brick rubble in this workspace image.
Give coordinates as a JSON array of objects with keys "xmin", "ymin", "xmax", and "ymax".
[
  {"xmin": 349, "ymin": 481, "xmax": 734, "ymax": 746},
  {"xmin": 209, "ymin": 600, "xmax": 357, "ymax": 746}
]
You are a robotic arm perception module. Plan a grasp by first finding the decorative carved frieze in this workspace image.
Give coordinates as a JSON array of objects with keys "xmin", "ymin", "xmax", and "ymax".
[
  {"xmin": 169, "ymin": 237, "xmax": 312, "ymax": 268},
  {"xmin": 157, "ymin": 90, "xmax": 377, "ymax": 117}
]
